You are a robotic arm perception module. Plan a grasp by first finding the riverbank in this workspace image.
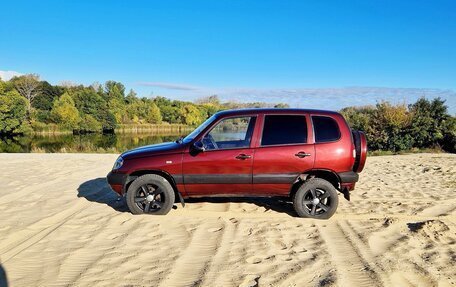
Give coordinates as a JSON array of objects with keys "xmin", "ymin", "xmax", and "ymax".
[
  {"xmin": 0, "ymin": 153, "xmax": 454, "ymax": 286},
  {"xmin": 29, "ymin": 123, "xmax": 193, "ymax": 135}
]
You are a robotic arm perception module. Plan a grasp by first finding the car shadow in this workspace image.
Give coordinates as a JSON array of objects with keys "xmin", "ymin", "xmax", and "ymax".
[
  {"xmin": 185, "ymin": 197, "xmax": 297, "ymax": 217},
  {"xmin": 77, "ymin": 178, "xmax": 297, "ymax": 216},
  {"xmin": 0, "ymin": 263, "xmax": 7, "ymax": 287},
  {"xmin": 77, "ymin": 178, "xmax": 129, "ymax": 212}
]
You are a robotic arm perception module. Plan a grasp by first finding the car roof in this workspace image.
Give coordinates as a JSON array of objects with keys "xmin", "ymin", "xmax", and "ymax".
[{"xmin": 214, "ymin": 108, "xmax": 341, "ymax": 117}]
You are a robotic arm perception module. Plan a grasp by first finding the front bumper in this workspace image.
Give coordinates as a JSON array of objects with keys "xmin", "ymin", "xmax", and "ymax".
[{"xmin": 107, "ymin": 171, "xmax": 128, "ymax": 195}]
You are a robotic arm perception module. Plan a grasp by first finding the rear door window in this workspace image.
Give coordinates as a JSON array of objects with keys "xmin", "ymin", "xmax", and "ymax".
[
  {"xmin": 261, "ymin": 115, "xmax": 307, "ymax": 146},
  {"xmin": 312, "ymin": 116, "xmax": 341, "ymax": 143}
]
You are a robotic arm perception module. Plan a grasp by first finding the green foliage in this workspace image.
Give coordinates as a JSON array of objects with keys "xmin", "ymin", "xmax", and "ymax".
[
  {"xmin": 72, "ymin": 88, "xmax": 106, "ymax": 117},
  {"xmin": 153, "ymin": 96, "xmax": 183, "ymax": 123},
  {"xmin": 51, "ymin": 93, "xmax": 80, "ymax": 130},
  {"xmin": 104, "ymin": 81, "xmax": 125, "ymax": 100},
  {"xmin": 33, "ymin": 81, "xmax": 63, "ymax": 111},
  {"xmin": 0, "ymin": 80, "xmax": 5, "ymax": 94},
  {"xmin": 274, "ymin": 103, "xmax": 290, "ymax": 108},
  {"xmin": 71, "ymin": 87, "xmax": 116, "ymax": 131},
  {"xmin": 408, "ymin": 98, "xmax": 448, "ymax": 148},
  {"xmin": 342, "ymin": 98, "xmax": 455, "ymax": 153},
  {"xmin": 146, "ymin": 102, "xmax": 162, "ymax": 124},
  {"xmin": 0, "ymin": 90, "xmax": 30, "ymax": 134},
  {"xmin": 79, "ymin": 114, "xmax": 102, "ymax": 132},
  {"xmin": 6, "ymin": 74, "xmax": 454, "ymax": 155},
  {"xmin": 108, "ymin": 97, "xmax": 127, "ymax": 123},
  {"xmin": 180, "ymin": 104, "xmax": 204, "ymax": 126},
  {"xmin": 441, "ymin": 116, "xmax": 456, "ymax": 153}
]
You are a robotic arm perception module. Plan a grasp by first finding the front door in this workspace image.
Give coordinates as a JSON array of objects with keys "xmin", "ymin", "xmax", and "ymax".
[
  {"xmin": 183, "ymin": 116, "xmax": 257, "ymax": 196},
  {"xmin": 253, "ymin": 114, "xmax": 315, "ymax": 195}
]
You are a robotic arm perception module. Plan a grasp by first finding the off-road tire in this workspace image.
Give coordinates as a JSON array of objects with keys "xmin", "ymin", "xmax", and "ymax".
[
  {"xmin": 126, "ymin": 174, "xmax": 175, "ymax": 215},
  {"xmin": 293, "ymin": 178, "xmax": 339, "ymax": 219}
]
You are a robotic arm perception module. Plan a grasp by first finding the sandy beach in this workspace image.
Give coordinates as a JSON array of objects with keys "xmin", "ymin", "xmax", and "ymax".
[{"xmin": 0, "ymin": 153, "xmax": 455, "ymax": 287}]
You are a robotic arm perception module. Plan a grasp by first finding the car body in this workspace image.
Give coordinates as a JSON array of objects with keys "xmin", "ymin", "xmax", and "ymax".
[{"xmin": 107, "ymin": 108, "xmax": 367, "ymax": 219}]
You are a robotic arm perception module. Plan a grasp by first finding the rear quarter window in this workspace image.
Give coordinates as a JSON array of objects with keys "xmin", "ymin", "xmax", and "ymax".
[{"xmin": 312, "ymin": 116, "xmax": 341, "ymax": 143}]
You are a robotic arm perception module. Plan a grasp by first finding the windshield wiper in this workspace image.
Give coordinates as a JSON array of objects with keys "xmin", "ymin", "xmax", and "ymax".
[{"xmin": 175, "ymin": 136, "xmax": 184, "ymax": 144}]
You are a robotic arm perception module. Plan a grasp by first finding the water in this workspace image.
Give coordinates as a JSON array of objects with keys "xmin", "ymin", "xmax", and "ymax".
[{"xmin": 0, "ymin": 133, "xmax": 184, "ymax": 153}]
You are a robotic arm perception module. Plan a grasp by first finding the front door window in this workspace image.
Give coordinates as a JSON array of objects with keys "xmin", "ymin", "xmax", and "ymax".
[{"xmin": 202, "ymin": 116, "xmax": 256, "ymax": 150}]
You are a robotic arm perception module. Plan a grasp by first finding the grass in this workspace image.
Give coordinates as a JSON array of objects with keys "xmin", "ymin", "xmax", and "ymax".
[
  {"xmin": 29, "ymin": 123, "xmax": 193, "ymax": 135},
  {"xmin": 30, "ymin": 122, "xmax": 73, "ymax": 134},
  {"xmin": 31, "ymin": 144, "xmax": 120, "ymax": 154},
  {"xmin": 115, "ymin": 123, "xmax": 192, "ymax": 134}
]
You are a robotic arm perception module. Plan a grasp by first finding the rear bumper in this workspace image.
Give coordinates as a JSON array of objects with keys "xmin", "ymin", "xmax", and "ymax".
[
  {"xmin": 338, "ymin": 171, "xmax": 359, "ymax": 200},
  {"xmin": 107, "ymin": 171, "xmax": 128, "ymax": 195},
  {"xmin": 338, "ymin": 171, "xmax": 359, "ymax": 183}
]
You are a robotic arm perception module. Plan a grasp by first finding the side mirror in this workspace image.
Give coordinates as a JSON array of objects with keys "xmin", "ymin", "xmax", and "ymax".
[{"xmin": 192, "ymin": 141, "xmax": 205, "ymax": 152}]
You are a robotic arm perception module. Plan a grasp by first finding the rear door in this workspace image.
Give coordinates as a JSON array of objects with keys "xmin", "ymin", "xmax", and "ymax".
[{"xmin": 252, "ymin": 114, "xmax": 315, "ymax": 195}]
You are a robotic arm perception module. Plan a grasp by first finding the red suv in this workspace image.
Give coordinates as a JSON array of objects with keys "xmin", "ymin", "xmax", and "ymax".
[{"xmin": 107, "ymin": 109, "xmax": 367, "ymax": 219}]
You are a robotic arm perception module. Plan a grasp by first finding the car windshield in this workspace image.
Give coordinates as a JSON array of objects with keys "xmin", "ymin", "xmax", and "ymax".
[{"xmin": 182, "ymin": 115, "xmax": 217, "ymax": 144}]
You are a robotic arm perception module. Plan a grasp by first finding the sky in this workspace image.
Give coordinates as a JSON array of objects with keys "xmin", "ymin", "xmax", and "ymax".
[{"xmin": 1, "ymin": 0, "xmax": 455, "ymax": 112}]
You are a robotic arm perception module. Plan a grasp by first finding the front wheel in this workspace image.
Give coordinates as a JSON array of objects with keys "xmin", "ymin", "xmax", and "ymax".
[
  {"xmin": 293, "ymin": 178, "xmax": 339, "ymax": 219},
  {"xmin": 126, "ymin": 174, "xmax": 175, "ymax": 215}
]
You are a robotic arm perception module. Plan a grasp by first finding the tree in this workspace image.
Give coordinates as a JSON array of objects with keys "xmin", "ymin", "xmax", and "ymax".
[
  {"xmin": 145, "ymin": 103, "xmax": 162, "ymax": 124},
  {"xmin": 125, "ymin": 89, "xmax": 137, "ymax": 104},
  {"xmin": 79, "ymin": 114, "xmax": 102, "ymax": 132},
  {"xmin": 105, "ymin": 81, "xmax": 125, "ymax": 100},
  {"xmin": 274, "ymin": 103, "xmax": 290, "ymax": 108},
  {"xmin": 108, "ymin": 97, "xmax": 127, "ymax": 123},
  {"xmin": 441, "ymin": 116, "xmax": 456, "ymax": 153},
  {"xmin": 153, "ymin": 96, "xmax": 183, "ymax": 123},
  {"xmin": 341, "ymin": 103, "xmax": 413, "ymax": 151},
  {"xmin": 0, "ymin": 90, "xmax": 29, "ymax": 134},
  {"xmin": 51, "ymin": 92, "xmax": 80, "ymax": 130},
  {"xmin": 409, "ymin": 97, "xmax": 449, "ymax": 148},
  {"xmin": 195, "ymin": 95, "xmax": 221, "ymax": 106},
  {"xmin": 0, "ymin": 79, "xmax": 5, "ymax": 94},
  {"xmin": 72, "ymin": 88, "xmax": 116, "ymax": 130},
  {"xmin": 13, "ymin": 74, "xmax": 41, "ymax": 112},
  {"xmin": 33, "ymin": 81, "xmax": 63, "ymax": 111},
  {"xmin": 374, "ymin": 102, "xmax": 413, "ymax": 151},
  {"xmin": 180, "ymin": 104, "xmax": 204, "ymax": 126}
]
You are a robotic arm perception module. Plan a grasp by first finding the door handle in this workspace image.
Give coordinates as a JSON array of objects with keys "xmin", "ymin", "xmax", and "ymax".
[
  {"xmin": 295, "ymin": 152, "xmax": 311, "ymax": 158},
  {"xmin": 235, "ymin": 154, "xmax": 252, "ymax": 160}
]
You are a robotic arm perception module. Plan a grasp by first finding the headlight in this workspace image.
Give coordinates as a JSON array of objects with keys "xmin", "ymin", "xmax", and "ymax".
[{"xmin": 112, "ymin": 156, "xmax": 124, "ymax": 170}]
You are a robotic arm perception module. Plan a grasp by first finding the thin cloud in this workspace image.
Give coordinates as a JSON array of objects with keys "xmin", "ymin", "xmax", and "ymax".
[
  {"xmin": 138, "ymin": 81, "xmax": 456, "ymax": 113},
  {"xmin": 0, "ymin": 70, "xmax": 23, "ymax": 81}
]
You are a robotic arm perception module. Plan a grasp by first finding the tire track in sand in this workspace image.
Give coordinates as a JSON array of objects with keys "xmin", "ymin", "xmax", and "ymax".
[
  {"xmin": 159, "ymin": 221, "xmax": 225, "ymax": 287},
  {"xmin": 318, "ymin": 221, "xmax": 382, "ymax": 287},
  {"xmin": 0, "ymin": 201, "xmax": 89, "ymax": 263},
  {"xmin": 199, "ymin": 219, "xmax": 237, "ymax": 286},
  {"xmin": 48, "ymin": 215, "xmax": 140, "ymax": 287}
]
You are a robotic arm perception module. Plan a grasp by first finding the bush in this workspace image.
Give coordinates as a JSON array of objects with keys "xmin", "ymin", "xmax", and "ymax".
[
  {"xmin": 51, "ymin": 92, "xmax": 80, "ymax": 130},
  {"xmin": 79, "ymin": 114, "xmax": 102, "ymax": 132},
  {"xmin": 0, "ymin": 90, "xmax": 30, "ymax": 134},
  {"xmin": 342, "ymin": 97, "xmax": 455, "ymax": 153}
]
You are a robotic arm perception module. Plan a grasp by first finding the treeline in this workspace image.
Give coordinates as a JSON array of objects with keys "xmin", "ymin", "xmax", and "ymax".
[
  {"xmin": 1, "ymin": 74, "xmax": 455, "ymax": 153},
  {"xmin": 341, "ymin": 98, "xmax": 456, "ymax": 153},
  {"xmin": 0, "ymin": 74, "xmax": 288, "ymax": 135}
]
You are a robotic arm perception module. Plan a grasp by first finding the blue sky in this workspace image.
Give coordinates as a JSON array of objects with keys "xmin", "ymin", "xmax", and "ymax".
[{"xmin": 1, "ymin": 0, "xmax": 455, "ymax": 112}]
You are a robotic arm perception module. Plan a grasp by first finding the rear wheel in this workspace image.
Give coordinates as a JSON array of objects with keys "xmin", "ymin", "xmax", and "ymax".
[
  {"xmin": 293, "ymin": 178, "xmax": 339, "ymax": 219},
  {"xmin": 126, "ymin": 174, "xmax": 175, "ymax": 215}
]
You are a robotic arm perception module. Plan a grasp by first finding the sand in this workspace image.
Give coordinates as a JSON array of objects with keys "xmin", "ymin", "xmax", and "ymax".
[{"xmin": 0, "ymin": 153, "xmax": 455, "ymax": 287}]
